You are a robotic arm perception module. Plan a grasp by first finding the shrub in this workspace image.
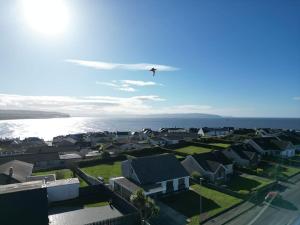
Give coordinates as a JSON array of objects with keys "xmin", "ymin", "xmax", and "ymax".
[{"xmin": 191, "ymin": 171, "xmax": 201, "ymax": 181}]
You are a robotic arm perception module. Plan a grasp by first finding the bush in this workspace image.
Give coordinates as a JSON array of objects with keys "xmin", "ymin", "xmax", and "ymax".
[
  {"xmin": 238, "ymin": 190, "xmax": 249, "ymax": 195},
  {"xmin": 256, "ymin": 168, "xmax": 263, "ymax": 175},
  {"xmin": 191, "ymin": 171, "xmax": 201, "ymax": 181},
  {"xmin": 55, "ymin": 170, "xmax": 66, "ymax": 179}
]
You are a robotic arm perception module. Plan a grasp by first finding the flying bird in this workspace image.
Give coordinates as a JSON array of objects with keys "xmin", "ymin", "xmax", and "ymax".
[{"xmin": 149, "ymin": 67, "xmax": 157, "ymax": 76}]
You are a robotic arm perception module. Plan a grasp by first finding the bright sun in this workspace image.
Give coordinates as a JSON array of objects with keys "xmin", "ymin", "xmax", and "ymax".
[{"xmin": 21, "ymin": 0, "xmax": 70, "ymax": 36}]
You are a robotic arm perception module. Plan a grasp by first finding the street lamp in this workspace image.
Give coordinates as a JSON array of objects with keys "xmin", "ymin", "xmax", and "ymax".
[{"xmin": 199, "ymin": 177, "xmax": 203, "ymax": 225}]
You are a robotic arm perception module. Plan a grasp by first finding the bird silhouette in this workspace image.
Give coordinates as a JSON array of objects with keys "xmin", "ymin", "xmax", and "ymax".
[{"xmin": 149, "ymin": 67, "xmax": 157, "ymax": 76}]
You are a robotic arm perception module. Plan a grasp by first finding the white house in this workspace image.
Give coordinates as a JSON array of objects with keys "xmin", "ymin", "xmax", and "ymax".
[
  {"xmin": 198, "ymin": 127, "xmax": 234, "ymax": 137},
  {"xmin": 247, "ymin": 137, "xmax": 295, "ymax": 158},
  {"xmin": 115, "ymin": 154, "xmax": 189, "ymax": 198}
]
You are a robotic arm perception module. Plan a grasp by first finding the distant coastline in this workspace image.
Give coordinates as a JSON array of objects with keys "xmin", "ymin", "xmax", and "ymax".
[{"xmin": 0, "ymin": 110, "xmax": 70, "ymax": 120}]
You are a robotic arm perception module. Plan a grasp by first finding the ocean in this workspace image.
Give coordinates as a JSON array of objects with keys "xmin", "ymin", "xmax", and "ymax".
[{"xmin": 0, "ymin": 117, "xmax": 299, "ymax": 141}]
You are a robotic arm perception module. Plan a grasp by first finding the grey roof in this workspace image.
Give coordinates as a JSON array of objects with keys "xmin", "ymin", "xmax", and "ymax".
[
  {"xmin": 252, "ymin": 137, "xmax": 288, "ymax": 151},
  {"xmin": 0, "ymin": 180, "xmax": 45, "ymax": 194},
  {"xmin": 0, "ymin": 160, "xmax": 33, "ymax": 182},
  {"xmin": 49, "ymin": 206, "xmax": 123, "ymax": 225},
  {"xmin": 114, "ymin": 177, "xmax": 141, "ymax": 193},
  {"xmin": 192, "ymin": 154, "xmax": 223, "ymax": 173},
  {"xmin": 230, "ymin": 143, "xmax": 258, "ymax": 160},
  {"xmin": 129, "ymin": 153, "xmax": 189, "ymax": 184},
  {"xmin": 0, "ymin": 152, "xmax": 60, "ymax": 164}
]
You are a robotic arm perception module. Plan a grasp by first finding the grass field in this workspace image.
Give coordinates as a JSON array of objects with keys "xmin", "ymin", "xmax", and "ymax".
[
  {"xmin": 208, "ymin": 143, "xmax": 231, "ymax": 148},
  {"xmin": 84, "ymin": 201, "xmax": 109, "ymax": 208},
  {"xmin": 81, "ymin": 161, "xmax": 122, "ymax": 182},
  {"xmin": 161, "ymin": 184, "xmax": 242, "ymax": 225},
  {"xmin": 260, "ymin": 161, "xmax": 300, "ymax": 179},
  {"xmin": 33, "ymin": 169, "xmax": 88, "ymax": 187},
  {"xmin": 227, "ymin": 174, "xmax": 273, "ymax": 195},
  {"xmin": 33, "ymin": 169, "xmax": 73, "ymax": 179},
  {"xmin": 175, "ymin": 145, "xmax": 212, "ymax": 155}
]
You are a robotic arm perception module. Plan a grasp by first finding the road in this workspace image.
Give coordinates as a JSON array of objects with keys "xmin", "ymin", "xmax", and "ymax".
[{"xmin": 226, "ymin": 178, "xmax": 300, "ymax": 225}]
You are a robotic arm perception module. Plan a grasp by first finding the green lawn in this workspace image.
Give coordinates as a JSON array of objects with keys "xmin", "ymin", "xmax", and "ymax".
[
  {"xmin": 208, "ymin": 143, "xmax": 231, "ymax": 148},
  {"xmin": 161, "ymin": 184, "xmax": 242, "ymax": 225},
  {"xmin": 81, "ymin": 161, "xmax": 122, "ymax": 182},
  {"xmin": 260, "ymin": 161, "xmax": 300, "ymax": 178},
  {"xmin": 33, "ymin": 169, "xmax": 73, "ymax": 179},
  {"xmin": 33, "ymin": 169, "xmax": 89, "ymax": 187},
  {"xmin": 175, "ymin": 145, "xmax": 212, "ymax": 155},
  {"xmin": 227, "ymin": 174, "xmax": 273, "ymax": 195},
  {"xmin": 84, "ymin": 201, "xmax": 109, "ymax": 208}
]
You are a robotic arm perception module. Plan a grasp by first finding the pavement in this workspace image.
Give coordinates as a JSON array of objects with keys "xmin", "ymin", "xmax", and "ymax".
[{"xmin": 217, "ymin": 175, "xmax": 300, "ymax": 225}]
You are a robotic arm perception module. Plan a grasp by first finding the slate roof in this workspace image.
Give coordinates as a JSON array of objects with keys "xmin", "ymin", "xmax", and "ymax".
[
  {"xmin": 0, "ymin": 160, "xmax": 33, "ymax": 182},
  {"xmin": 129, "ymin": 153, "xmax": 189, "ymax": 184},
  {"xmin": 114, "ymin": 177, "xmax": 141, "ymax": 193},
  {"xmin": 0, "ymin": 152, "xmax": 60, "ymax": 165},
  {"xmin": 192, "ymin": 153, "xmax": 223, "ymax": 173},
  {"xmin": 252, "ymin": 137, "xmax": 288, "ymax": 151},
  {"xmin": 278, "ymin": 135, "xmax": 300, "ymax": 145},
  {"xmin": 231, "ymin": 145, "xmax": 256, "ymax": 160}
]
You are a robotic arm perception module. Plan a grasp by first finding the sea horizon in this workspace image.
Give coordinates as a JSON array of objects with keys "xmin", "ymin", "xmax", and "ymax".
[{"xmin": 0, "ymin": 116, "xmax": 299, "ymax": 141}]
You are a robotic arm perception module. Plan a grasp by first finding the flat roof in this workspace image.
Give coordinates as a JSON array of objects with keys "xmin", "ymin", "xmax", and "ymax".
[
  {"xmin": 48, "ymin": 206, "xmax": 123, "ymax": 225},
  {"xmin": 0, "ymin": 180, "xmax": 45, "ymax": 194},
  {"xmin": 46, "ymin": 178, "xmax": 79, "ymax": 187}
]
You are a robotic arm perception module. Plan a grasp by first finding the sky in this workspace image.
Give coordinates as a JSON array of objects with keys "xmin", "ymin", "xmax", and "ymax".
[{"xmin": 0, "ymin": 0, "xmax": 299, "ymax": 117}]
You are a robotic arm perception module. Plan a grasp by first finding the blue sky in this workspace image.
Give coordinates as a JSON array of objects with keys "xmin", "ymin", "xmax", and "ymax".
[{"xmin": 0, "ymin": 0, "xmax": 299, "ymax": 117}]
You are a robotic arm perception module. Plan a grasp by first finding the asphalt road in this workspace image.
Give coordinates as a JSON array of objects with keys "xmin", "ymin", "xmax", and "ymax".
[{"xmin": 226, "ymin": 178, "xmax": 300, "ymax": 225}]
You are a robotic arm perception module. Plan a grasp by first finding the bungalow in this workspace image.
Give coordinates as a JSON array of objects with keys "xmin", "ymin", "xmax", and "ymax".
[
  {"xmin": 181, "ymin": 150, "xmax": 233, "ymax": 184},
  {"xmin": 161, "ymin": 136, "xmax": 180, "ymax": 145},
  {"xmin": 149, "ymin": 137, "xmax": 167, "ymax": 146},
  {"xmin": 256, "ymin": 128, "xmax": 283, "ymax": 137},
  {"xmin": 0, "ymin": 160, "xmax": 33, "ymax": 185},
  {"xmin": 223, "ymin": 144, "xmax": 261, "ymax": 168},
  {"xmin": 198, "ymin": 127, "xmax": 233, "ymax": 137},
  {"xmin": 115, "ymin": 131, "xmax": 131, "ymax": 143},
  {"xmin": 247, "ymin": 137, "xmax": 295, "ymax": 158},
  {"xmin": 22, "ymin": 137, "xmax": 47, "ymax": 148},
  {"xmin": 159, "ymin": 128, "xmax": 187, "ymax": 133},
  {"xmin": 278, "ymin": 134, "xmax": 300, "ymax": 152},
  {"xmin": 111, "ymin": 154, "xmax": 189, "ymax": 198}
]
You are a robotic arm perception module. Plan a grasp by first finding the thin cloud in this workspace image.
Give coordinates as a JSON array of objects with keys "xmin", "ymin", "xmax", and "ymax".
[
  {"xmin": 96, "ymin": 80, "xmax": 162, "ymax": 92},
  {"xmin": 121, "ymin": 80, "xmax": 158, "ymax": 86},
  {"xmin": 66, "ymin": 59, "xmax": 179, "ymax": 71},
  {"xmin": 293, "ymin": 97, "xmax": 300, "ymax": 100}
]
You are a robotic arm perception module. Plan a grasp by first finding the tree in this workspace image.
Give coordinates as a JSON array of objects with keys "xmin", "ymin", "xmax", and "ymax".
[
  {"xmin": 191, "ymin": 171, "xmax": 201, "ymax": 181},
  {"xmin": 130, "ymin": 189, "xmax": 159, "ymax": 221},
  {"xmin": 101, "ymin": 150, "xmax": 110, "ymax": 159}
]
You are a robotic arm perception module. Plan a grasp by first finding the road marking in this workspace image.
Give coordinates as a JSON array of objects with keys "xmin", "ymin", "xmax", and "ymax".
[{"xmin": 245, "ymin": 196, "xmax": 277, "ymax": 225}]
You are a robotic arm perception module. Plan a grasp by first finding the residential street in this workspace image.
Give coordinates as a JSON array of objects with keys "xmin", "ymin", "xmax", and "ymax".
[{"xmin": 225, "ymin": 176, "xmax": 300, "ymax": 225}]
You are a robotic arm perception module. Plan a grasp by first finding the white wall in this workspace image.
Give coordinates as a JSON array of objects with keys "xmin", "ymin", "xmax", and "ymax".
[{"xmin": 47, "ymin": 182, "xmax": 79, "ymax": 203}]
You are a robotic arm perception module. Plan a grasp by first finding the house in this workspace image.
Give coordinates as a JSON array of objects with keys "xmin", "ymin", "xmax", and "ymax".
[
  {"xmin": 86, "ymin": 132, "xmax": 112, "ymax": 146},
  {"xmin": 233, "ymin": 128, "xmax": 256, "ymax": 135},
  {"xmin": 278, "ymin": 134, "xmax": 300, "ymax": 152},
  {"xmin": 52, "ymin": 136, "xmax": 78, "ymax": 147},
  {"xmin": 223, "ymin": 144, "xmax": 261, "ymax": 168},
  {"xmin": 112, "ymin": 154, "xmax": 189, "ymax": 198},
  {"xmin": 161, "ymin": 136, "xmax": 180, "ymax": 145},
  {"xmin": 181, "ymin": 150, "xmax": 233, "ymax": 184},
  {"xmin": 198, "ymin": 127, "xmax": 233, "ymax": 137},
  {"xmin": 22, "ymin": 137, "xmax": 47, "ymax": 148},
  {"xmin": 115, "ymin": 131, "xmax": 131, "ymax": 143},
  {"xmin": 256, "ymin": 128, "xmax": 282, "ymax": 137},
  {"xmin": 0, "ymin": 152, "xmax": 63, "ymax": 170},
  {"xmin": 0, "ymin": 181, "xmax": 49, "ymax": 225},
  {"xmin": 247, "ymin": 137, "xmax": 296, "ymax": 158},
  {"xmin": 0, "ymin": 160, "xmax": 33, "ymax": 185},
  {"xmin": 149, "ymin": 137, "xmax": 167, "ymax": 146},
  {"xmin": 159, "ymin": 128, "xmax": 187, "ymax": 133}
]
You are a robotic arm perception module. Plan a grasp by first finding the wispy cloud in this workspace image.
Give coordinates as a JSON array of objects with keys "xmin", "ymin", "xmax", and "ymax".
[
  {"xmin": 0, "ymin": 93, "xmax": 165, "ymax": 116},
  {"xmin": 96, "ymin": 80, "xmax": 162, "ymax": 92},
  {"xmin": 293, "ymin": 97, "xmax": 300, "ymax": 100},
  {"xmin": 66, "ymin": 59, "xmax": 179, "ymax": 72}
]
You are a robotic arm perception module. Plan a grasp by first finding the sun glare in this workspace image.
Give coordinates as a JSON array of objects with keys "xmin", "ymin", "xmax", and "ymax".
[{"xmin": 21, "ymin": 0, "xmax": 70, "ymax": 36}]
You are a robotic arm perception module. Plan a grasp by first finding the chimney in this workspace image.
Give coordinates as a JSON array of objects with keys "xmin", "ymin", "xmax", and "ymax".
[{"xmin": 9, "ymin": 167, "xmax": 13, "ymax": 177}]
